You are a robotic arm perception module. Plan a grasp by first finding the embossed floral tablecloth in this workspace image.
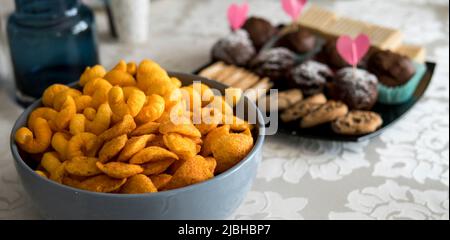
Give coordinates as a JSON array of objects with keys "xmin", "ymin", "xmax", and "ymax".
[{"xmin": 0, "ymin": 0, "xmax": 448, "ymax": 220}]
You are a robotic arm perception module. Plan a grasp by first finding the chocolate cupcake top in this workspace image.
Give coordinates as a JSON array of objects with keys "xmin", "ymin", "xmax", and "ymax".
[
  {"xmin": 333, "ymin": 68, "xmax": 379, "ymax": 110},
  {"xmin": 250, "ymin": 47, "xmax": 296, "ymax": 81},
  {"xmin": 289, "ymin": 60, "xmax": 333, "ymax": 96},
  {"xmin": 321, "ymin": 40, "xmax": 351, "ymax": 69},
  {"xmin": 276, "ymin": 29, "xmax": 317, "ymax": 54},
  {"xmin": 368, "ymin": 50, "xmax": 416, "ymax": 87},
  {"xmin": 242, "ymin": 17, "xmax": 276, "ymax": 50},
  {"xmin": 211, "ymin": 30, "xmax": 256, "ymax": 67}
]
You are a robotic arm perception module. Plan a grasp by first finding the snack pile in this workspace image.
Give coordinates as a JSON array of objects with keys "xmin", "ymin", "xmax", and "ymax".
[
  {"xmin": 14, "ymin": 60, "xmax": 255, "ymax": 194},
  {"xmin": 200, "ymin": 4, "xmax": 428, "ymax": 136}
]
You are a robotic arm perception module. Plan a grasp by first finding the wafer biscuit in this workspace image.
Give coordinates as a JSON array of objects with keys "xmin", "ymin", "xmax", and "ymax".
[
  {"xmin": 245, "ymin": 78, "xmax": 273, "ymax": 102},
  {"xmin": 222, "ymin": 69, "xmax": 252, "ymax": 86},
  {"xmin": 395, "ymin": 44, "xmax": 426, "ymax": 63},
  {"xmin": 298, "ymin": 5, "xmax": 337, "ymax": 34},
  {"xmin": 233, "ymin": 73, "xmax": 260, "ymax": 90},
  {"xmin": 216, "ymin": 65, "xmax": 240, "ymax": 82},
  {"xmin": 199, "ymin": 62, "xmax": 226, "ymax": 79},
  {"xmin": 325, "ymin": 17, "xmax": 369, "ymax": 38},
  {"xmin": 363, "ymin": 25, "xmax": 403, "ymax": 50}
]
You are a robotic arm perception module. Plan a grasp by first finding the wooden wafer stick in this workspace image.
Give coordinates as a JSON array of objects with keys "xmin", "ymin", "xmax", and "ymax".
[
  {"xmin": 244, "ymin": 78, "xmax": 273, "ymax": 102},
  {"xmin": 198, "ymin": 62, "xmax": 225, "ymax": 79},
  {"xmin": 216, "ymin": 65, "xmax": 239, "ymax": 82},
  {"xmin": 222, "ymin": 68, "xmax": 251, "ymax": 86},
  {"xmin": 395, "ymin": 44, "xmax": 426, "ymax": 63},
  {"xmin": 233, "ymin": 74, "xmax": 260, "ymax": 90}
]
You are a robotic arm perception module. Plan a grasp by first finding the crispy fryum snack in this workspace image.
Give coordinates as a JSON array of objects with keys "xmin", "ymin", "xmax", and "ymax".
[{"xmin": 15, "ymin": 59, "xmax": 255, "ymax": 194}]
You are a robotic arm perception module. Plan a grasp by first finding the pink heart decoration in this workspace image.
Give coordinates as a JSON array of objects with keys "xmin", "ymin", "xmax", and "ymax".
[
  {"xmin": 227, "ymin": 3, "xmax": 249, "ymax": 31},
  {"xmin": 336, "ymin": 34, "xmax": 371, "ymax": 67},
  {"xmin": 281, "ymin": 0, "xmax": 307, "ymax": 22}
]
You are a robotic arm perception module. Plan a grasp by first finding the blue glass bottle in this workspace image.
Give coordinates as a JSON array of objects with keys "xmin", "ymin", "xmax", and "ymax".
[{"xmin": 7, "ymin": 0, "xmax": 99, "ymax": 106}]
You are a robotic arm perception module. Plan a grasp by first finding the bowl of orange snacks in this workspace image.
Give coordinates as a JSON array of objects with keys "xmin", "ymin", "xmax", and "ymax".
[{"xmin": 10, "ymin": 60, "xmax": 265, "ymax": 220}]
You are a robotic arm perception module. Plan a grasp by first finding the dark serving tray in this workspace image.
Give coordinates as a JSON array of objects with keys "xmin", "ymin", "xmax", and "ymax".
[{"xmin": 194, "ymin": 62, "xmax": 436, "ymax": 142}]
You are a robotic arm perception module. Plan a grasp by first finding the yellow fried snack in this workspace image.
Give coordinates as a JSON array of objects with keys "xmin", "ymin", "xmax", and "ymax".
[
  {"xmin": 170, "ymin": 77, "xmax": 182, "ymax": 88},
  {"xmin": 83, "ymin": 78, "xmax": 113, "ymax": 108},
  {"xmin": 52, "ymin": 88, "xmax": 82, "ymax": 111},
  {"xmin": 96, "ymin": 162, "xmax": 143, "ymax": 179},
  {"xmin": 127, "ymin": 62, "xmax": 137, "ymax": 76},
  {"xmin": 85, "ymin": 103, "xmax": 112, "ymax": 135},
  {"xmin": 146, "ymin": 134, "xmax": 166, "ymax": 148},
  {"xmin": 52, "ymin": 95, "xmax": 77, "ymax": 131},
  {"xmin": 108, "ymin": 86, "xmax": 146, "ymax": 118},
  {"xmin": 78, "ymin": 175, "xmax": 127, "ymax": 193},
  {"xmin": 74, "ymin": 95, "xmax": 93, "ymax": 113},
  {"xmin": 130, "ymin": 122, "xmax": 160, "ymax": 136},
  {"xmin": 70, "ymin": 114, "xmax": 86, "ymax": 135},
  {"xmin": 50, "ymin": 162, "xmax": 67, "ymax": 183},
  {"xmin": 79, "ymin": 65, "xmax": 107, "ymax": 86},
  {"xmin": 164, "ymin": 88, "xmax": 183, "ymax": 109},
  {"xmin": 104, "ymin": 61, "xmax": 136, "ymax": 87},
  {"xmin": 163, "ymin": 155, "xmax": 213, "ymax": 190},
  {"xmin": 137, "ymin": 60, "xmax": 174, "ymax": 96},
  {"xmin": 225, "ymin": 87, "xmax": 243, "ymax": 107},
  {"xmin": 209, "ymin": 96, "xmax": 234, "ymax": 117},
  {"xmin": 41, "ymin": 152, "xmax": 62, "ymax": 175},
  {"xmin": 67, "ymin": 132, "xmax": 99, "ymax": 159},
  {"xmin": 42, "ymin": 84, "xmax": 70, "ymax": 107},
  {"xmin": 98, "ymin": 134, "xmax": 128, "ymax": 163},
  {"xmin": 135, "ymin": 94, "xmax": 165, "ymax": 124},
  {"xmin": 141, "ymin": 159, "xmax": 175, "ymax": 175},
  {"xmin": 62, "ymin": 176, "xmax": 82, "ymax": 188},
  {"xmin": 120, "ymin": 174, "xmax": 157, "ymax": 194},
  {"xmin": 205, "ymin": 157, "xmax": 217, "ymax": 174},
  {"xmin": 99, "ymin": 114, "xmax": 136, "ymax": 142},
  {"xmin": 150, "ymin": 174, "xmax": 172, "ymax": 190},
  {"xmin": 117, "ymin": 135, "xmax": 154, "ymax": 162},
  {"xmin": 181, "ymin": 86, "xmax": 202, "ymax": 112},
  {"xmin": 201, "ymin": 125, "xmax": 230, "ymax": 157},
  {"xmin": 229, "ymin": 116, "xmax": 252, "ymax": 132},
  {"xmin": 51, "ymin": 132, "xmax": 71, "ymax": 160},
  {"xmin": 195, "ymin": 107, "xmax": 222, "ymax": 135},
  {"xmin": 159, "ymin": 118, "xmax": 201, "ymax": 138},
  {"xmin": 163, "ymin": 133, "xmax": 198, "ymax": 160},
  {"xmin": 129, "ymin": 146, "xmax": 179, "ymax": 164},
  {"xmin": 28, "ymin": 107, "xmax": 58, "ymax": 131},
  {"xmin": 16, "ymin": 59, "xmax": 257, "ymax": 194},
  {"xmin": 211, "ymin": 133, "xmax": 254, "ymax": 174},
  {"xmin": 191, "ymin": 83, "xmax": 215, "ymax": 107},
  {"xmin": 15, "ymin": 117, "xmax": 52, "ymax": 154},
  {"xmin": 83, "ymin": 107, "xmax": 96, "ymax": 121},
  {"xmin": 35, "ymin": 170, "xmax": 48, "ymax": 178},
  {"xmin": 65, "ymin": 156, "xmax": 101, "ymax": 177}
]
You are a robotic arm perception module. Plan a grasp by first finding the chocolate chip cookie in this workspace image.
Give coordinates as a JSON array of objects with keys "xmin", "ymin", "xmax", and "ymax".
[
  {"xmin": 280, "ymin": 93, "xmax": 327, "ymax": 122},
  {"xmin": 300, "ymin": 100, "xmax": 348, "ymax": 128},
  {"xmin": 332, "ymin": 111, "xmax": 383, "ymax": 135}
]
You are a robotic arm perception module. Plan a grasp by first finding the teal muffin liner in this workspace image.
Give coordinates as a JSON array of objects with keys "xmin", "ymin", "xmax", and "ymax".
[{"xmin": 377, "ymin": 62, "xmax": 427, "ymax": 104}]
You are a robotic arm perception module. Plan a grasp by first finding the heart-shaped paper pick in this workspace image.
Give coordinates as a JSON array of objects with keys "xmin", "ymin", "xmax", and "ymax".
[
  {"xmin": 227, "ymin": 3, "xmax": 249, "ymax": 31},
  {"xmin": 336, "ymin": 34, "xmax": 371, "ymax": 67},
  {"xmin": 281, "ymin": 0, "xmax": 307, "ymax": 22}
]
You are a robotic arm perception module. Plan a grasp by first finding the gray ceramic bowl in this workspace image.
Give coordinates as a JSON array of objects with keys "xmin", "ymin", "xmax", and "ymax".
[{"xmin": 10, "ymin": 72, "xmax": 265, "ymax": 220}]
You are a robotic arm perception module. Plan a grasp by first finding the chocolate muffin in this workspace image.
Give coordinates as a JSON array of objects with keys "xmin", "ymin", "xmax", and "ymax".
[
  {"xmin": 331, "ymin": 68, "xmax": 379, "ymax": 110},
  {"xmin": 276, "ymin": 29, "xmax": 317, "ymax": 54},
  {"xmin": 211, "ymin": 30, "xmax": 256, "ymax": 67},
  {"xmin": 242, "ymin": 17, "xmax": 276, "ymax": 50},
  {"xmin": 320, "ymin": 40, "xmax": 350, "ymax": 69},
  {"xmin": 289, "ymin": 60, "xmax": 334, "ymax": 96},
  {"xmin": 368, "ymin": 50, "xmax": 416, "ymax": 87},
  {"xmin": 250, "ymin": 47, "xmax": 296, "ymax": 82}
]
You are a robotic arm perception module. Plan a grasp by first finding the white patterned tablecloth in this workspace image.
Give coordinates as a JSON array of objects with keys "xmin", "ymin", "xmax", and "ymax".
[{"xmin": 0, "ymin": 0, "xmax": 448, "ymax": 220}]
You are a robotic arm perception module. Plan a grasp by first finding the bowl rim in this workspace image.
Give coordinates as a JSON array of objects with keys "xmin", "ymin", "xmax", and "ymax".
[{"xmin": 10, "ymin": 72, "xmax": 266, "ymax": 198}]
